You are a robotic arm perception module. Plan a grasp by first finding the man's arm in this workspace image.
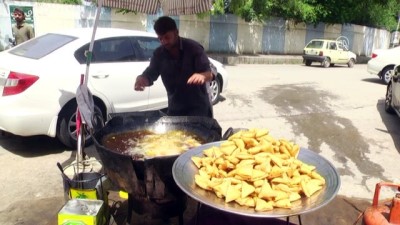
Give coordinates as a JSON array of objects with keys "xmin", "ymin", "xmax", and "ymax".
[
  {"xmin": 188, "ymin": 41, "xmax": 213, "ymax": 85},
  {"xmin": 134, "ymin": 48, "xmax": 161, "ymax": 91},
  {"xmin": 27, "ymin": 25, "xmax": 35, "ymax": 40},
  {"xmin": 187, "ymin": 71, "xmax": 212, "ymax": 85},
  {"xmin": 134, "ymin": 75, "xmax": 150, "ymax": 91}
]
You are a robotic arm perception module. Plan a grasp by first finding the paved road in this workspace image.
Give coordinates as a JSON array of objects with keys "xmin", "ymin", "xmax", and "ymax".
[
  {"xmin": 1, "ymin": 64, "xmax": 399, "ymax": 224},
  {"xmin": 213, "ymin": 64, "xmax": 400, "ymax": 200}
]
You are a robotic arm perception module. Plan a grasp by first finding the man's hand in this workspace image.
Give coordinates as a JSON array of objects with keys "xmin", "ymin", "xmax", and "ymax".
[
  {"xmin": 187, "ymin": 71, "xmax": 213, "ymax": 85},
  {"xmin": 134, "ymin": 75, "xmax": 150, "ymax": 91}
]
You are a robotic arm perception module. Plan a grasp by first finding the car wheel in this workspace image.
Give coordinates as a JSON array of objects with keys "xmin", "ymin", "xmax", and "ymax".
[
  {"xmin": 381, "ymin": 67, "xmax": 394, "ymax": 84},
  {"xmin": 329, "ymin": 63, "xmax": 335, "ymax": 67},
  {"xmin": 305, "ymin": 60, "xmax": 311, "ymax": 66},
  {"xmin": 56, "ymin": 101, "xmax": 104, "ymax": 149},
  {"xmin": 347, "ymin": 59, "xmax": 355, "ymax": 68},
  {"xmin": 210, "ymin": 77, "xmax": 221, "ymax": 105},
  {"xmin": 322, "ymin": 58, "xmax": 330, "ymax": 68},
  {"xmin": 385, "ymin": 82, "xmax": 395, "ymax": 114}
]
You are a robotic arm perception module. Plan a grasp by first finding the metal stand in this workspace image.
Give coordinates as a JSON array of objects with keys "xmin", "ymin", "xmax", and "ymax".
[
  {"xmin": 195, "ymin": 202, "xmax": 303, "ymax": 225},
  {"xmin": 286, "ymin": 215, "xmax": 302, "ymax": 225},
  {"xmin": 126, "ymin": 193, "xmax": 184, "ymax": 225},
  {"xmin": 194, "ymin": 202, "xmax": 202, "ymax": 225},
  {"xmin": 126, "ymin": 193, "xmax": 133, "ymax": 225}
]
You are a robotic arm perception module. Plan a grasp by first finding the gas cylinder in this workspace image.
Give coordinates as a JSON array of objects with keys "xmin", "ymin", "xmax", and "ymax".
[{"xmin": 362, "ymin": 182, "xmax": 400, "ymax": 225}]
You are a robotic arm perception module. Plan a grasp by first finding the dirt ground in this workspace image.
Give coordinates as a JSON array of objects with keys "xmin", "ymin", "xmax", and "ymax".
[
  {"xmin": 26, "ymin": 189, "xmax": 370, "ymax": 225},
  {"xmin": 1, "ymin": 64, "xmax": 398, "ymax": 225},
  {"xmin": 0, "ymin": 172, "xmax": 373, "ymax": 225}
]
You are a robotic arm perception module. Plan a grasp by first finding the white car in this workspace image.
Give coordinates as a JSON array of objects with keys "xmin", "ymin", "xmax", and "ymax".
[
  {"xmin": 367, "ymin": 46, "xmax": 400, "ymax": 84},
  {"xmin": 302, "ymin": 39, "xmax": 357, "ymax": 68},
  {"xmin": 0, "ymin": 28, "xmax": 228, "ymax": 148}
]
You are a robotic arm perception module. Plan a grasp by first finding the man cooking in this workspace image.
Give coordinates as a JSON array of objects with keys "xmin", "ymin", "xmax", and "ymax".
[{"xmin": 134, "ymin": 16, "xmax": 214, "ymax": 118}]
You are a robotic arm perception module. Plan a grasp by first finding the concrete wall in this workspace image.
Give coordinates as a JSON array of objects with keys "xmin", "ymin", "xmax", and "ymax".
[
  {"xmin": 179, "ymin": 15, "xmax": 211, "ymax": 50},
  {"xmin": 0, "ymin": 0, "xmax": 392, "ymax": 57},
  {"xmin": 237, "ymin": 18, "xmax": 262, "ymax": 54},
  {"xmin": 285, "ymin": 20, "xmax": 307, "ymax": 55}
]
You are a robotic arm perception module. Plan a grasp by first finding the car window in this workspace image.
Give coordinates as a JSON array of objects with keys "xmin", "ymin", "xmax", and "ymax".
[
  {"xmin": 306, "ymin": 40, "xmax": 324, "ymax": 49},
  {"xmin": 133, "ymin": 37, "xmax": 160, "ymax": 61},
  {"xmin": 329, "ymin": 42, "xmax": 337, "ymax": 50},
  {"xmin": 74, "ymin": 37, "xmax": 137, "ymax": 64},
  {"xmin": 337, "ymin": 42, "xmax": 346, "ymax": 50},
  {"xmin": 9, "ymin": 33, "xmax": 77, "ymax": 59}
]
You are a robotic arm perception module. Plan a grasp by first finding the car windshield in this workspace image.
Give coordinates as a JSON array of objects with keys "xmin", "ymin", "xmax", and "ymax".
[
  {"xmin": 9, "ymin": 33, "xmax": 77, "ymax": 59},
  {"xmin": 306, "ymin": 40, "xmax": 324, "ymax": 49}
]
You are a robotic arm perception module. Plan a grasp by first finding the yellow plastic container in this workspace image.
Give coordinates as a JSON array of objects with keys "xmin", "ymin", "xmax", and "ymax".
[
  {"xmin": 119, "ymin": 191, "xmax": 128, "ymax": 199},
  {"xmin": 58, "ymin": 199, "xmax": 105, "ymax": 225},
  {"xmin": 69, "ymin": 188, "xmax": 98, "ymax": 200}
]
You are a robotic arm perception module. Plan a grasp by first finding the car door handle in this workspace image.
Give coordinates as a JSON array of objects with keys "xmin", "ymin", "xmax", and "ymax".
[{"xmin": 91, "ymin": 74, "xmax": 109, "ymax": 79}]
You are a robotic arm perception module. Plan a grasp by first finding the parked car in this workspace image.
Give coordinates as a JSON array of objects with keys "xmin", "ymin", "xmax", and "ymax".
[
  {"xmin": 0, "ymin": 28, "xmax": 228, "ymax": 148},
  {"xmin": 367, "ymin": 46, "xmax": 400, "ymax": 84},
  {"xmin": 385, "ymin": 65, "xmax": 400, "ymax": 116},
  {"xmin": 302, "ymin": 39, "xmax": 357, "ymax": 68}
]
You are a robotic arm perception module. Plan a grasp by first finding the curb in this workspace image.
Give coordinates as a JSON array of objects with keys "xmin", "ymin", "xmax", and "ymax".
[{"xmin": 208, "ymin": 54, "xmax": 370, "ymax": 65}]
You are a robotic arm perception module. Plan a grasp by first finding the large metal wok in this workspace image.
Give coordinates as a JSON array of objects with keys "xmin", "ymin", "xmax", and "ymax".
[
  {"xmin": 93, "ymin": 113, "xmax": 222, "ymax": 219},
  {"xmin": 173, "ymin": 141, "xmax": 340, "ymax": 218}
]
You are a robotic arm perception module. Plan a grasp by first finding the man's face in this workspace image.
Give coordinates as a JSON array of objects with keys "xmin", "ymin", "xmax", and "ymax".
[
  {"xmin": 13, "ymin": 12, "xmax": 24, "ymax": 23},
  {"xmin": 157, "ymin": 30, "xmax": 178, "ymax": 51}
]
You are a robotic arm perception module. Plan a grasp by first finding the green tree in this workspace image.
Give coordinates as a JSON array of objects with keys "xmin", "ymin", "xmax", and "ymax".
[
  {"xmin": 216, "ymin": 0, "xmax": 400, "ymax": 31},
  {"xmin": 37, "ymin": 0, "xmax": 81, "ymax": 4},
  {"xmin": 33, "ymin": 0, "xmax": 400, "ymax": 30}
]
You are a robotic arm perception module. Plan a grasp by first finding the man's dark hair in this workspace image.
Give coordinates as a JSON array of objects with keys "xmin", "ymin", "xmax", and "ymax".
[
  {"xmin": 13, "ymin": 8, "xmax": 25, "ymax": 16},
  {"xmin": 13, "ymin": 8, "xmax": 25, "ymax": 20},
  {"xmin": 154, "ymin": 16, "xmax": 177, "ymax": 35}
]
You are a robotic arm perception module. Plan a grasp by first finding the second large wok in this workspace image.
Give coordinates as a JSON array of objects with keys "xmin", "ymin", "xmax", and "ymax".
[
  {"xmin": 93, "ymin": 114, "xmax": 222, "ymax": 194},
  {"xmin": 92, "ymin": 114, "xmax": 222, "ymax": 218}
]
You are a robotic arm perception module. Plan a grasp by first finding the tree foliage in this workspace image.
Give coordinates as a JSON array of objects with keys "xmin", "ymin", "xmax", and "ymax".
[
  {"xmin": 37, "ymin": 0, "xmax": 82, "ymax": 5},
  {"xmin": 50, "ymin": 0, "xmax": 400, "ymax": 31},
  {"xmin": 212, "ymin": 0, "xmax": 400, "ymax": 31}
]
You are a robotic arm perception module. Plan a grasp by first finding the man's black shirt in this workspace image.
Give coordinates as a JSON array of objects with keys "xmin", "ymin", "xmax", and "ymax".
[{"xmin": 142, "ymin": 37, "xmax": 213, "ymax": 117}]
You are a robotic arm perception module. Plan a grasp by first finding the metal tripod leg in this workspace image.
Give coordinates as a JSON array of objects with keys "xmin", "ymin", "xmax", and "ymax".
[
  {"xmin": 126, "ymin": 193, "xmax": 133, "ymax": 225},
  {"xmin": 195, "ymin": 202, "xmax": 202, "ymax": 225},
  {"xmin": 178, "ymin": 213, "xmax": 184, "ymax": 225},
  {"xmin": 286, "ymin": 215, "xmax": 302, "ymax": 225}
]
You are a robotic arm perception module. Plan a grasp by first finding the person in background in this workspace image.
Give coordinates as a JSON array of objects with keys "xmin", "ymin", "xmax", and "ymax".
[
  {"xmin": 12, "ymin": 8, "xmax": 35, "ymax": 45},
  {"xmin": 0, "ymin": 38, "xmax": 4, "ymax": 52},
  {"xmin": 134, "ymin": 16, "xmax": 214, "ymax": 118}
]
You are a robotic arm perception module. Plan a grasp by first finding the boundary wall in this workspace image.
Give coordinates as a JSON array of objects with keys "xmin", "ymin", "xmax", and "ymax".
[{"xmin": 0, "ymin": 1, "xmax": 391, "ymax": 57}]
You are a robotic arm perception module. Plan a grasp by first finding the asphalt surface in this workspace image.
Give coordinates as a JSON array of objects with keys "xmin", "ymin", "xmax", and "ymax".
[{"xmin": 1, "ymin": 60, "xmax": 398, "ymax": 225}]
